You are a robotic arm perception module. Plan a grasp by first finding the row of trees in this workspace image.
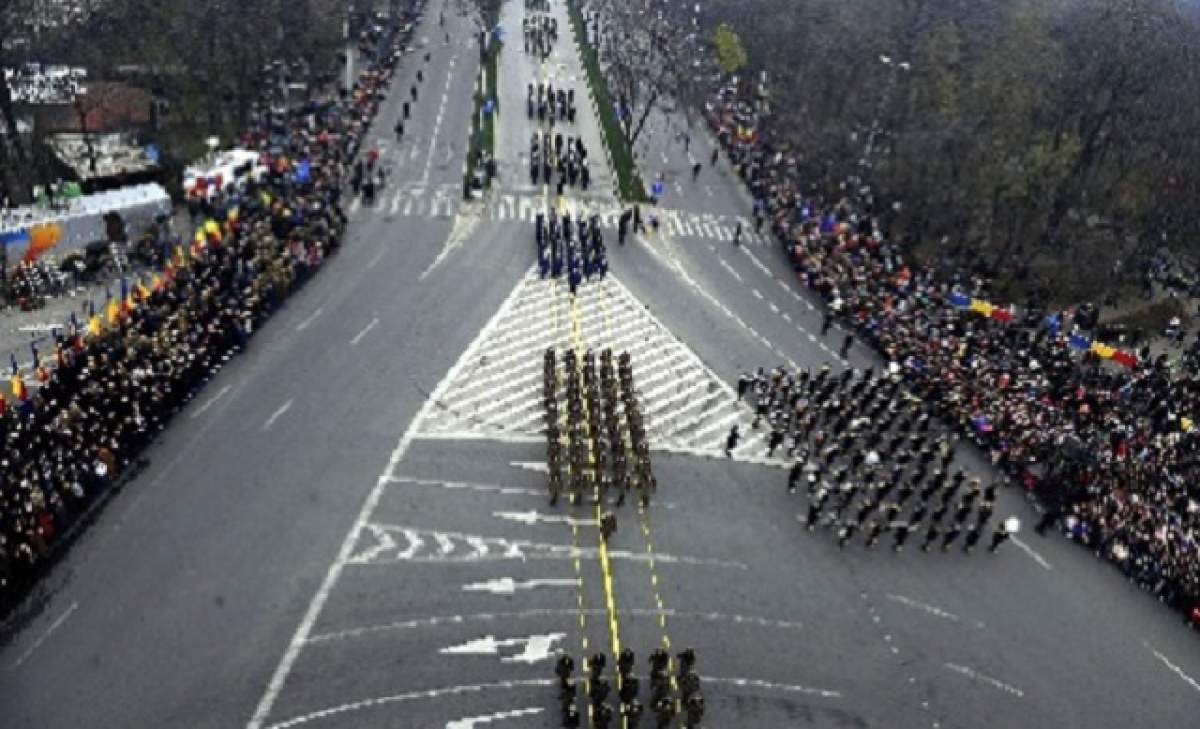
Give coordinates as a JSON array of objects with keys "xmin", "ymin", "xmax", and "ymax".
[
  {"xmin": 587, "ymin": 0, "xmax": 709, "ymax": 152},
  {"xmin": 677, "ymin": 0, "xmax": 1200, "ymax": 306},
  {"xmin": 0, "ymin": 0, "xmax": 348, "ymax": 203}
]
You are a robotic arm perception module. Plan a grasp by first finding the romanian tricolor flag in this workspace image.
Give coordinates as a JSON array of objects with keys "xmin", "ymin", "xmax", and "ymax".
[
  {"xmin": 135, "ymin": 278, "xmax": 150, "ymax": 301},
  {"xmin": 1091, "ymin": 342, "xmax": 1116, "ymax": 359},
  {"xmin": 11, "ymin": 373, "xmax": 26, "ymax": 401},
  {"xmin": 105, "ymin": 297, "xmax": 120, "ymax": 325},
  {"xmin": 87, "ymin": 313, "xmax": 102, "ymax": 337},
  {"xmin": 204, "ymin": 219, "xmax": 222, "ymax": 244},
  {"xmin": 151, "ymin": 273, "xmax": 164, "ymax": 291},
  {"xmin": 120, "ymin": 279, "xmax": 134, "ymax": 315},
  {"xmin": 969, "ymin": 299, "xmax": 995, "ymax": 318},
  {"xmin": 1112, "ymin": 350, "xmax": 1138, "ymax": 369}
]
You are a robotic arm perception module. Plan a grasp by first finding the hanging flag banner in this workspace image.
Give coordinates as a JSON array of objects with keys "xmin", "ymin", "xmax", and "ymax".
[{"xmin": 969, "ymin": 299, "xmax": 995, "ymax": 317}]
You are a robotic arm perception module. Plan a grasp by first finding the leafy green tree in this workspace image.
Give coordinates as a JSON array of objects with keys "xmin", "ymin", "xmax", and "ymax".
[{"xmin": 712, "ymin": 22, "xmax": 748, "ymax": 75}]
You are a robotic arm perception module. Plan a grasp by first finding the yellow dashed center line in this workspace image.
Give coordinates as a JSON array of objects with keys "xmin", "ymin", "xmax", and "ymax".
[{"xmin": 597, "ymin": 268, "xmax": 680, "ymax": 701}]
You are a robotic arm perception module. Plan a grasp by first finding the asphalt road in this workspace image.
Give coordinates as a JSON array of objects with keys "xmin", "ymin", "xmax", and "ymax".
[{"xmin": 2, "ymin": 1, "xmax": 1200, "ymax": 727}]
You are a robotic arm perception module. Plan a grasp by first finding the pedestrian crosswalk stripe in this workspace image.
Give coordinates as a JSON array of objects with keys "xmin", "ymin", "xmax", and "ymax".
[
  {"xmin": 412, "ymin": 269, "xmax": 761, "ymax": 457},
  {"xmin": 358, "ymin": 187, "xmax": 769, "ymax": 245}
]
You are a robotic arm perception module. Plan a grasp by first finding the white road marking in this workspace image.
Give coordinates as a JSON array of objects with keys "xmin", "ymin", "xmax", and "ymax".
[
  {"xmin": 349, "ymin": 523, "xmax": 749, "ymax": 569},
  {"xmin": 190, "ymin": 385, "xmax": 231, "ymax": 419},
  {"xmin": 885, "ymin": 594, "xmax": 984, "ymax": 628},
  {"xmin": 509, "ymin": 460, "xmax": 549, "ymax": 474},
  {"xmin": 943, "ymin": 662, "xmax": 1024, "ymax": 698},
  {"xmin": 420, "ymin": 212, "xmax": 481, "ymax": 281},
  {"xmin": 1145, "ymin": 642, "xmax": 1200, "ymax": 694},
  {"xmin": 702, "ymin": 676, "xmax": 841, "ymax": 700},
  {"xmin": 262, "ymin": 679, "xmax": 555, "ymax": 729},
  {"xmin": 304, "ymin": 607, "xmax": 805, "ymax": 645},
  {"xmin": 751, "ymin": 288, "xmax": 763, "ymax": 300},
  {"xmin": 295, "ymin": 307, "xmax": 323, "ymax": 332},
  {"xmin": 349, "ymin": 317, "xmax": 380, "ymax": 346},
  {"xmin": 462, "ymin": 577, "xmax": 579, "ymax": 595},
  {"xmin": 244, "ymin": 270, "xmax": 534, "ymax": 729},
  {"xmin": 1010, "ymin": 536, "xmax": 1052, "ymax": 570},
  {"xmin": 366, "ymin": 247, "xmax": 386, "ymax": 268},
  {"xmin": 410, "ymin": 430, "xmax": 544, "ymax": 445},
  {"xmin": 422, "ymin": 67, "xmax": 456, "ymax": 185},
  {"xmin": 492, "ymin": 509, "xmax": 599, "ymax": 527},
  {"xmin": 11, "ymin": 601, "xmax": 78, "ymax": 669},
  {"xmin": 446, "ymin": 707, "xmax": 544, "ymax": 729},
  {"xmin": 387, "ymin": 476, "xmax": 544, "ymax": 497},
  {"xmin": 440, "ymin": 632, "xmax": 565, "ymax": 664},
  {"xmin": 261, "ymin": 399, "xmax": 294, "ymax": 431}
]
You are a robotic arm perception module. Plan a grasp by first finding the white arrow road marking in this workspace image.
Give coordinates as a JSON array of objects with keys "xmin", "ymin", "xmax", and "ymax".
[
  {"xmin": 492, "ymin": 510, "xmax": 599, "ymax": 527},
  {"xmin": 462, "ymin": 577, "xmax": 579, "ymax": 595},
  {"xmin": 434, "ymin": 533, "xmax": 456, "ymax": 555},
  {"xmin": 349, "ymin": 524, "xmax": 400, "ymax": 563},
  {"xmin": 349, "ymin": 524, "xmax": 748, "ymax": 569},
  {"xmin": 440, "ymin": 633, "xmax": 566, "ymax": 664},
  {"xmin": 445, "ymin": 707, "xmax": 544, "ymax": 729}
]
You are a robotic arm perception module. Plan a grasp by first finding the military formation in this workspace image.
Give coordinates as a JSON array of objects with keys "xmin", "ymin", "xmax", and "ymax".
[
  {"xmin": 729, "ymin": 365, "xmax": 1019, "ymax": 553},
  {"xmin": 534, "ymin": 208, "xmax": 606, "ymax": 289},
  {"xmin": 529, "ymin": 122, "xmax": 591, "ymax": 192},
  {"xmin": 554, "ymin": 647, "xmax": 705, "ymax": 728},
  {"xmin": 544, "ymin": 348, "xmax": 655, "ymax": 516},
  {"xmin": 524, "ymin": 5, "xmax": 557, "ymax": 58},
  {"xmin": 528, "ymin": 82, "xmax": 578, "ymax": 126}
]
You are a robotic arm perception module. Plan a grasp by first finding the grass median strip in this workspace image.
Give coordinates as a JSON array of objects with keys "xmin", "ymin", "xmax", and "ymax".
[{"xmin": 565, "ymin": 0, "xmax": 648, "ymax": 203}]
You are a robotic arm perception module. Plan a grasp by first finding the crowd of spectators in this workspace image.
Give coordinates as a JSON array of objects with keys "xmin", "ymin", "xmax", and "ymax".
[
  {"xmin": 0, "ymin": 19, "xmax": 408, "ymax": 613},
  {"xmin": 708, "ymin": 84, "xmax": 1200, "ymax": 627}
]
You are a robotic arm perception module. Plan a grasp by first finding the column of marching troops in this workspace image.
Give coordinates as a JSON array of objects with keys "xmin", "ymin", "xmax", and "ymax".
[
  {"xmin": 545, "ymin": 348, "xmax": 654, "ymax": 518},
  {"xmin": 729, "ymin": 365, "xmax": 1019, "ymax": 553},
  {"xmin": 535, "ymin": 210, "xmax": 607, "ymax": 291},
  {"xmin": 524, "ymin": 5, "xmax": 556, "ymax": 58},
  {"xmin": 529, "ymin": 84, "xmax": 579, "ymax": 126},
  {"xmin": 529, "ymin": 108, "xmax": 591, "ymax": 192},
  {"xmin": 554, "ymin": 647, "xmax": 705, "ymax": 728}
]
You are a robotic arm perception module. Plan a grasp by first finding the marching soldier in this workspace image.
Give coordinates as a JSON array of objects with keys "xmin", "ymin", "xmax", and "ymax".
[
  {"xmin": 600, "ymin": 511, "xmax": 617, "ymax": 540},
  {"xmin": 725, "ymin": 424, "xmax": 740, "ymax": 456}
]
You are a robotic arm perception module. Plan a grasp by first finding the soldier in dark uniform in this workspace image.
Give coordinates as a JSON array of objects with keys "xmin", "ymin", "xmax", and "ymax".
[{"xmin": 725, "ymin": 424, "xmax": 740, "ymax": 456}]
